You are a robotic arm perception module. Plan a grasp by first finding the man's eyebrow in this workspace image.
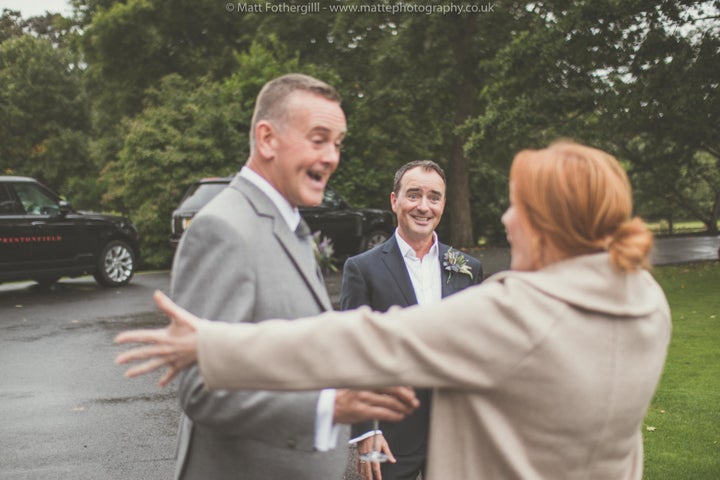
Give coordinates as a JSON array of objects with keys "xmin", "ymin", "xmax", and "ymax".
[
  {"xmin": 406, "ymin": 187, "xmax": 443, "ymax": 196},
  {"xmin": 309, "ymin": 126, "xmax": 346, "ymax": 138}
]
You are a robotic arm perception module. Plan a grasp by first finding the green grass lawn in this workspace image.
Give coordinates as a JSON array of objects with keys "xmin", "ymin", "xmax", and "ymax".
[
  {"xmin": 643, "ymin": 262, "xmax": 720, "ymax": 479},
  {"xmin": 646, "ymin": 219, "xmax": 720, "ymax": 236}
]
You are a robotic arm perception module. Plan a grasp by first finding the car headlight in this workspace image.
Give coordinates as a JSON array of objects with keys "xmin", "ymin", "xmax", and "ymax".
[{"xmin": 181, "ymin": 217, "xmax": 193, "ymax": 231}]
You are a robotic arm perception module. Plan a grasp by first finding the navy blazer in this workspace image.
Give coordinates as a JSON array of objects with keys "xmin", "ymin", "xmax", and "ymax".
[{"xmin": 339, "ymin": 235, "xmax": 482, "ymax": 456}]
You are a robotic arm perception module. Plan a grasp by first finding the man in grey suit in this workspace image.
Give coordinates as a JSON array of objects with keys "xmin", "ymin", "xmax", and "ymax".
[
  {"xmin": 340, "ymin": 160, "xmax": 482, "ymax": 480},
  {"xmin": 171, "ymin": 74, "xmax": 418, "ymax": 480}
]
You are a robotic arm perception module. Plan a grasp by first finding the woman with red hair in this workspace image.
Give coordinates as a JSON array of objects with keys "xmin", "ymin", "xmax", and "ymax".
[{"xmin": 117, "ymin": 141, "xmax": 670, "ymax": 480}]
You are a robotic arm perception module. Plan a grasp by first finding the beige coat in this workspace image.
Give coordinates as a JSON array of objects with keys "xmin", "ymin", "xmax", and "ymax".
[{"xmin": 197, "ymin": 253, "xmax": 671, "ymax": 479}]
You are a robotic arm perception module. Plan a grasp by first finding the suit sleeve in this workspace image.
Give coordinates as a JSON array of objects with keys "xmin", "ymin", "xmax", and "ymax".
[
  {"xmin": 338, "ymin": 256, "xmax": 374, "ymax": 439},
  {"xmin": 339, "ymin": 256, "xmax": 371, "ymax": 311},
  {"xmin": 173, "ymin": 213, "xmax": 320, "ymax": 449}
]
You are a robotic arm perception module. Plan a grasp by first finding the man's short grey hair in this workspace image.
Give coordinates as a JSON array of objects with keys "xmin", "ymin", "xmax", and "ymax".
[
  {"xmin": 249, "ymin": 74, "xmax": 341, "ymax": 151},
  {"xmin": 393, "ymin": 160, "xmax": 446, "ymax": 194}
]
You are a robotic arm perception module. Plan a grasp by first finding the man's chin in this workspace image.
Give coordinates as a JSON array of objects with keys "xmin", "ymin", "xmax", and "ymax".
[
  {"xmin": 410, "ymin": 222, "xmax": 434, "ymax": 232},
  {"xmin": 299, "ymin": 193, "xmax": 325, "ymax": 207},
  {"xmin": 408, "ymin": 227, "xmax": 434, "ymax": 239}
]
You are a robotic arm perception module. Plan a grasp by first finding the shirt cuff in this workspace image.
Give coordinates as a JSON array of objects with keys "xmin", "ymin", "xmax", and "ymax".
[
  {"xmin": 348, "ymin": 429, "xmax": 383, "ymax": 445},
  {"xmin": 314, "ymin": 389, "xmax": 341, "ymax": 451}
]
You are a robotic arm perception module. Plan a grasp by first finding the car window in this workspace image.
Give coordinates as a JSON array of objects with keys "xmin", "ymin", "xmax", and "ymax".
[
  {"xmin": 13, "ymin": 183, "xmax": 60, "ymax": 216},
  {"xmin": 179, "ymin": 183, "xmax": 228, "ymax": 210},
  {"xmin": 0, "ymin": 184, "xmax": 21, "ymax": 214}
]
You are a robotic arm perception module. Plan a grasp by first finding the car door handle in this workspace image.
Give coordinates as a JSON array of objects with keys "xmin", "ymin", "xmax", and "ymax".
[{"xmin": 31, "ymin": 221, "xmax": 47, "ymax": 226}]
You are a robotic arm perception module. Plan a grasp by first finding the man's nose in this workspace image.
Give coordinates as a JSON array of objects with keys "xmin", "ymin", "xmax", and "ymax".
[
  {"xmin": 322, "ymin": 143, "xmax": 341, "ymax": 166},
  {"xmin": 416, "ymin": 196, "xmax": 430, "ymax": 210}
]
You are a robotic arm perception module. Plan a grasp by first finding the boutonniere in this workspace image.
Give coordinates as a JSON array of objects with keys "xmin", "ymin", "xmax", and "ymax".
[
  {"xmin": 312, "ymin": 231, "xmax": 338, "ymax": 273},
  {"xmin": 443, "ymin": 247, "xmax": 473, "ymax": 284}
]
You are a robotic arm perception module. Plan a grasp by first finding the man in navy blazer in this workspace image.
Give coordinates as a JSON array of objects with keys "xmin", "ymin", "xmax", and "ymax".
[{"xmin": 340, "ymin": 160, "xmax": 483, "ymax": 480}]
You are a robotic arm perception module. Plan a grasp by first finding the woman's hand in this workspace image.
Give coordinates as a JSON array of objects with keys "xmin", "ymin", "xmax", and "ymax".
[{"xmin": 115, "ymin": 290, "xmax": 200, "ymax": 386}]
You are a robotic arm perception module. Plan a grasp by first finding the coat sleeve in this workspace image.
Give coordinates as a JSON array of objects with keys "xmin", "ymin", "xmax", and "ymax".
[
  {"xmin": 338, "ymin": 255, "xmax": 374, "ymax": 439},
  {"xmin": 197, "ymin": 278, "xmax": 550, "ymax": 394},
  {"xmin": 173, "ymin": 212, "xmax": 320, "ymax": 450},
  {"xmin": 339, "ymin": 256, "xmax": 371, "ymax": 311}
]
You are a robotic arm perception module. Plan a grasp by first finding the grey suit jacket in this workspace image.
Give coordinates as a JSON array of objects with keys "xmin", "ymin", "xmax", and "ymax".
[
  {"xmin": 171, "ymin": 174, "xmax": 349, "ymax": 480},
  {"xmin": 340, "ymin": 236, "xmax": 482, "ymax": 455}
]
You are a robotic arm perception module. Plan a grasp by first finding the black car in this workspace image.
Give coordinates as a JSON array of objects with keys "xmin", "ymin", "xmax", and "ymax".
[
  {"xmin": 0, "ymin": 176, "xmax": 140, "ymax": 287},
  {"xmin": 170, "ymin": 176, "xmax": 395, "ymax": 256}
]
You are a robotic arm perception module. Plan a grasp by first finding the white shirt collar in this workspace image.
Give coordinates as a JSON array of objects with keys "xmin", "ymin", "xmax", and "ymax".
[
  {"xmin": 239, "ymin": 166, "xmax": 302, "ymax": 231},
  {"xmin": 394, "ymin": 229, "xmax": 442, "ymax": 305},
  {"xmin": 395, "ymin": 229, "xmax": 439, "ymax": 260}
]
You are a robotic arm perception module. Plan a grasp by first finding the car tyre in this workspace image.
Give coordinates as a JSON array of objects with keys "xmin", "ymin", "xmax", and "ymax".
[
  {"xmin": 93, "ymin": 240, "xmax": 135, "ymax": 287},
  {"xmin": 361, "ymin": 229, "xmax": 389, "ymax": 251}
]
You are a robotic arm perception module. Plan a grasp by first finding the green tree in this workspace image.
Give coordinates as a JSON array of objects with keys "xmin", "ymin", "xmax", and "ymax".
[
  {"xmin": 0, "ymin": 9, "xmax": 24, "ymax": 42},
  {"xmin": 79, "ymin": 0, "xmax": 256, "ymax": 218},
  {"xmin": 465, "ymin": 0, "xmax": 720, "ymax": 237},
  {"xmin": 318, "ymin": 5, "xmax": 521, "ymax": 247},
  {"xmin": 70, "ymin": 0, "xmax": 719, "ymax": 265},
  {"xmin": 606, "ymin": 5, "xmax": 720, "ymax": 234},
  {"xmin": 102, "ymin": 75, "xmax": 245, "ymax": 267},
  {"xmin": 81, "ymin": 0, "xmax": 249, "ymax": 130},
  {"xmin": 0, "ymin": 34, "xmax": 90, "ymax": 193}
]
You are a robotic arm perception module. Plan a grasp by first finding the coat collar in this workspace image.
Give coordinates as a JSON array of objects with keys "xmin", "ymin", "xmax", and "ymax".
[
  {"xmin": 489, "ymin": 253, "xmax": 665, "ymax": 317},
  {"xmin": 231, "ymin": 175, "xmax": 333, "ymax": 311}
]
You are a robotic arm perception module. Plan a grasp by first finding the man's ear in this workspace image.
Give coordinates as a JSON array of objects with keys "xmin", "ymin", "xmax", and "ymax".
[
  {"xmin": 255, "ymin": 121, "xmax": 276, "ymax": 159},
  {"xmin": 390, "ymin": 191, "xmax": 398, "ymax": 213}
]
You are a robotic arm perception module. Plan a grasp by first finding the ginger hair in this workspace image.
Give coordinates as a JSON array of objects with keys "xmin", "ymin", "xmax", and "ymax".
[{"xmin": 509, "ymin": 141, "xmax": 653, "ymax": 271}]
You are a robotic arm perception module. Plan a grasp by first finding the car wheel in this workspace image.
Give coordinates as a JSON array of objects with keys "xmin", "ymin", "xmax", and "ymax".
[
  {"xmin": 93, "ymin": 240, "xmax": 135, "ymax": 287},
  {"xmin": 361, "ymin": 230, "xmax": 389, "ymax": 251}
]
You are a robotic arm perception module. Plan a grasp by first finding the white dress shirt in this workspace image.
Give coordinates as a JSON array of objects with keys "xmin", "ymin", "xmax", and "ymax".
[
  {"xmin": 240, "ymin": 167, "xmax": 340, "ymax": 451},
  {"xmin": 395, "ymin": 230, "xmax": 442, "ymax": 305},
  {"xmin": 350, "ymin": 230, "xmax": 442, "ymax": 444}
]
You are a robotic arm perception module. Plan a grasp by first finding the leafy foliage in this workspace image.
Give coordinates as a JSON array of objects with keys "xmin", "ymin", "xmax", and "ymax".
[
  {"xmin": 0, "ymin": 34, "xmax": 90, "ymax": 193},
  {"xmin": 1, "ymin": 0, "xmax": 718, "ymax": 266},
  {"xmin": 100, "ymin": 74, "xmax": 243, "ymax": 266}
]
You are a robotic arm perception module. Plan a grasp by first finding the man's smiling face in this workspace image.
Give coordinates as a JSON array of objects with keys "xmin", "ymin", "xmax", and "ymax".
[
  {"xmin": 391, "ymin": 166, "xmax": 446, "ymax": 245},
  {"xmin": 268, "ymin": 90, "xmax": 346, "ymax": 208}
]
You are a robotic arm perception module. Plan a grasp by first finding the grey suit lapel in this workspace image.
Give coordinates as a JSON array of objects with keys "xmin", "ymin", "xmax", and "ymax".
[
  {"xmin": 380, "ymin": 237, "xmax": 417, "ymax": 306},
  {"xmin": 232, "ymin": 176, "xmax": 333, "ymax": 311}
]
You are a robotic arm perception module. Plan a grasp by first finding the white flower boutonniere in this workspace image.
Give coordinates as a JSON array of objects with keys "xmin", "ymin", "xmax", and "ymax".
[
  {"xmin": 443, "ymin": 247, "xmax": 473, "ymax": 284},
  {"xmin": 312, "ymin": 231, "xmax": 338, "ymax": 273}
]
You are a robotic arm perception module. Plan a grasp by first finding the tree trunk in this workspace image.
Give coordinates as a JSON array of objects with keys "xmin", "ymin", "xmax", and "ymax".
[
  {"xmin": 707, "ymin": 191, "xmax": 719, "ymax": 235},
  {"xmin": 445, "ymin": 18, "xmax": 476, "ymax": 248},
  {"xmin": 447, "ymin": 134, "xmax": 474, "ymax": 247}
]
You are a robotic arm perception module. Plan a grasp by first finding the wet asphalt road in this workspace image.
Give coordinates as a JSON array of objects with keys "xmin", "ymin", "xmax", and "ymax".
[
  {"xmin": 0, "ymin": 235, "xmax": 717, "ymax": 479},
  {"xmin": 0, "ymin": 273, "xmax": 178, "ymax": 480}
]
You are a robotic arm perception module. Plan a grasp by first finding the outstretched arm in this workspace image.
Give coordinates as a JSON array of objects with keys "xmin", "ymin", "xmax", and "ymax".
[{"xmin": 117, "ymin": 291, "xmax": 420, "ymax": 419}]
